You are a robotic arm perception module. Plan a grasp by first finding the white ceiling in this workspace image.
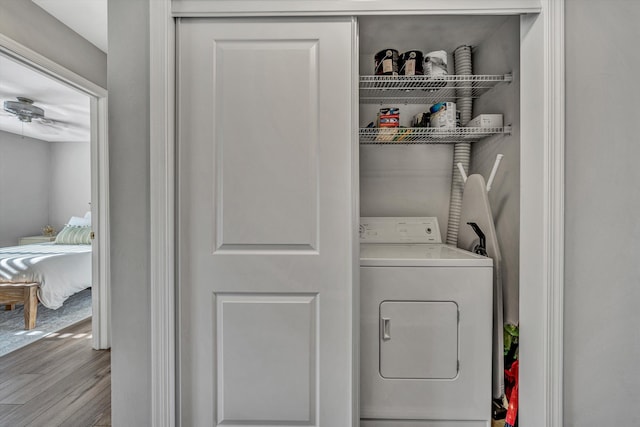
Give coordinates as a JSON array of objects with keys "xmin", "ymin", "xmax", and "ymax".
[
  {"xmin": 32, "ymin": 0, "xmax": 108, "ymax": 53},
  {"xmin": 0, "ymin": 54, "xmax": 91, "ymax": 143}
]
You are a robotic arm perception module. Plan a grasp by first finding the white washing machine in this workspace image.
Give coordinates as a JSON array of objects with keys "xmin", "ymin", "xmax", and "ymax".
[{"xmin": 360, "ymin": 217, "xmax": 493, "ymax": 427}]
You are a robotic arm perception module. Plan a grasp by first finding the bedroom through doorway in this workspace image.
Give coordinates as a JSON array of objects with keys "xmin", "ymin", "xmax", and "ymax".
[{"xmin": 0, "ymin": 46, "xmax": 110, "ymax": 355}]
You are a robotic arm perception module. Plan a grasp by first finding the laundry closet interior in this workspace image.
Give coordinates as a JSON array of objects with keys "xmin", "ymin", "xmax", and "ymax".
[
  {"xmin": 174, "ymin": 5, "xmax": 531, "ymax": 426},
  {"xmin": 357, "ymin": 14, "xmax": 520, "ymax": 426}
]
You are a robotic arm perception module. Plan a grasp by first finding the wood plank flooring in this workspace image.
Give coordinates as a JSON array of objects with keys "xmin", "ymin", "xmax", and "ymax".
[{"xmin": 0, "ymin": 318, "xmax": 111, "ymax": 426}]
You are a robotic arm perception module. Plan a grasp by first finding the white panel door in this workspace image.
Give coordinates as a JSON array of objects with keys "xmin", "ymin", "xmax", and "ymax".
[{"xmin": 177, "ymin": 18, "xmax": 355, "ymax": 426}]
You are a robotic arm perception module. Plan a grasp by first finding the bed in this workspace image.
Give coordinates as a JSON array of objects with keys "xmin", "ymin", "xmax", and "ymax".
[{"xmin": 0, "ymin": 225, "xmax": 92, "ymax": 329}]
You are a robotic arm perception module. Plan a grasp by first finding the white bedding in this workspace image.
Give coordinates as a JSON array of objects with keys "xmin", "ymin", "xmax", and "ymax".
[{"xmin": 0, "ymin": 243, "xmax": 91, "ymax": 309}]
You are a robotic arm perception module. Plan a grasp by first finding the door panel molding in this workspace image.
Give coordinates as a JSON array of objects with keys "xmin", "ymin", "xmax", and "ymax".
[
  {"xmin": 212, "ymin": 39, "xmax": 320, "ymax": 252},
  {"xmin": 215, "ymin": 293, "xmax": 318, "ymax": 425}
]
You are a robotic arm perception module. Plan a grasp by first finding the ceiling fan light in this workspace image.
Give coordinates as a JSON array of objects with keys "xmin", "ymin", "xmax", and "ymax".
[{"xmin": 3, "ymin": 97, "xmax": 45, "ymax": 122}]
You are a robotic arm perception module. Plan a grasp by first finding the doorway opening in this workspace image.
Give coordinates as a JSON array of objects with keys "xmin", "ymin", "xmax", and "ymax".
[{"xmin": 0, "ymin": 39, "xmax": 110, "ymax": 352}]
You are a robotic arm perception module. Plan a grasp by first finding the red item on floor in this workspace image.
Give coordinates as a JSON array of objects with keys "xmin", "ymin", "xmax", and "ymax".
[
  {"xmin": 504, "ymin": 360, "xmax": 519, "ymax": 427},
  {"xmin": 505, "ymin": 383, "xmax": 518, "ymax": 427}
]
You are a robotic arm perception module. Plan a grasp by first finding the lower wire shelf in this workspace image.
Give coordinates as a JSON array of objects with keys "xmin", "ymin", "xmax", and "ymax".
[{"xmin": 359, "ymin": 126, "xmax": 511, "ymax": 144}]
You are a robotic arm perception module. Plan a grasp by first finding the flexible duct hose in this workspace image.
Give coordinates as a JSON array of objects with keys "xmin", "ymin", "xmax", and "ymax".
[{"xmin": 446, "ymin": 45, "xmax": 473, "ymax": 245}]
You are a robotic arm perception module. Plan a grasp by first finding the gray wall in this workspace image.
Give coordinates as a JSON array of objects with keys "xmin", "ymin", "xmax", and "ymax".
[
  {"xmin": 107, "ymin": 0, "xmax": 151, "ymax": 424},
  {"xmin": 0, "ymin": 134, "xmax": 90, "ymax": 247},
  {"xmin": 0, "ymin": 0, "xmax": 106, "ymax": 89},
  {"xmin": 0, "ymin": 131, "xmax": 50, "ymax": 246},
  {"xmin": 564, "ymin": 0, "xmax": 640, "ymax": 425},
  {"xmin": 49, "ymin": 141, "xmax": 91, "ymax": 231}
]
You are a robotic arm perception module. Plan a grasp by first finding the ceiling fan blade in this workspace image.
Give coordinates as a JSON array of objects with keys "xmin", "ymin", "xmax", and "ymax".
[{"xmin": 36, "ymin": 118, "xmax": 67, "ymax": 128}]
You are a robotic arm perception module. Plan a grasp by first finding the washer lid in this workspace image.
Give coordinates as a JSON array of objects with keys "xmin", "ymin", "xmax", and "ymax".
[{"xmin": 360, "ymin": 243, "xmax": 493, "ymax": 267}]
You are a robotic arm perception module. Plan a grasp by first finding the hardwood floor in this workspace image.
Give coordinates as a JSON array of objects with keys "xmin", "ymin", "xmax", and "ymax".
[{"xmin": 0, "ymin": 318, "xmax": 111, "ymax": 426}]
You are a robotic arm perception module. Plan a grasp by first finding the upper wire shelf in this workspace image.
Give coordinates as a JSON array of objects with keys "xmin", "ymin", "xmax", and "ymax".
[{"xmin": 359, "ymin": 74, "xmax": 512, "ymax": 104}]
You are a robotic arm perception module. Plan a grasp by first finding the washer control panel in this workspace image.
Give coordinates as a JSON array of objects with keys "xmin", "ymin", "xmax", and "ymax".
[{"xmin": 360, "ymin": 217, "xmax": 442, "ymax": 243}]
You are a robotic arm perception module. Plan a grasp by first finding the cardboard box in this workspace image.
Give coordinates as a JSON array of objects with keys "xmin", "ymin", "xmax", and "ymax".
[
  {"xmin": 378, "ymin": 107, "xmax": 400, "ymax": 128},
  {"xmin": 467, "ymin": 114, "xmax": 504, "ymax": 128}
]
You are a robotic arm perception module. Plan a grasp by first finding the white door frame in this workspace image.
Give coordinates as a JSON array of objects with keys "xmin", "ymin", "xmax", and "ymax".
[
  {"xmin": 0, "ymin": 34, "xmax": 111, "ymax": 350},
  {"xmin": 149, "ymin": 1, "xmax": 564, "ymax": 426}
]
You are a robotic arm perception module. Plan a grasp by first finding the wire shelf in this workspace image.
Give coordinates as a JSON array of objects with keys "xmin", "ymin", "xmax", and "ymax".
[
  {"xmin": 359, "ymin": 126, "xmax": 511, "ymax": 144},
  {"xmin": 360, "ymin": 74, "xmax": 512, "ymax": 104}
]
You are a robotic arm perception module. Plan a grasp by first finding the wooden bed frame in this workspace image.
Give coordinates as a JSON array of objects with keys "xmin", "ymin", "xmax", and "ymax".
[{"xmin": 0, "ymin": 283, "xmax": 39, "ymax": 330}]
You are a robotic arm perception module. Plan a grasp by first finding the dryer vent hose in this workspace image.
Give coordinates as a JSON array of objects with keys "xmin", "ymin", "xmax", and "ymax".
[{"xmin": 446, "ymin": 45, "xmax": 473, "ymax": 245}]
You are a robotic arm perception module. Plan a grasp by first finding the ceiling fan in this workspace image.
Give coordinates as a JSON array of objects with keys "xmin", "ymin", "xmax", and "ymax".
[
  {"xmin": 1, "ymin": 96, "xmax": 68, "ymax": 132},
  {"xmin": 3, "ymin": 97, "xmax": 45, "ymax": 122}
]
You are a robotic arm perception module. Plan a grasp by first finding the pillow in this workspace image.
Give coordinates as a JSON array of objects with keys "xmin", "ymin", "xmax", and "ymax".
[
  {"xmin": 68, "ymin": 216, "xmax": 91, "ymax": 227},
  {"xmin": 55, "ymin": 225, "xmax": 92, "ymax": 245}
]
